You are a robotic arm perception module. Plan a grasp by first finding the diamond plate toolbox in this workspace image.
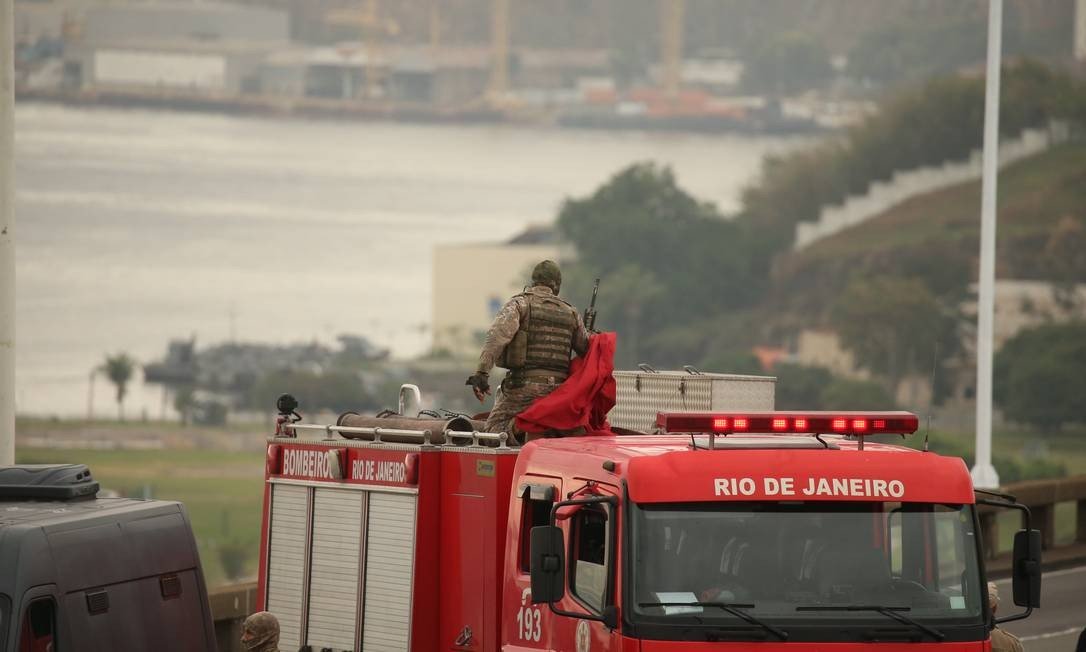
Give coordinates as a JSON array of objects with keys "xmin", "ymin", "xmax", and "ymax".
[{"xmin": 609, "ymin": 370, "xmax": 776, "ymax": 432}]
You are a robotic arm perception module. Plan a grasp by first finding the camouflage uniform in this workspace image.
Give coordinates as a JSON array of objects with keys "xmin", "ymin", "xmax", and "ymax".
[
  {"xmin": 990, "ymin": 627, "xmax": 1023, "ymax": 652},
  {"xmin": 241, "ymin": 611, "xmax": 281, "ymax": 652},
  {"xmin": 477, "ymin": 284, "xmax": 590, "ymax": 437}
]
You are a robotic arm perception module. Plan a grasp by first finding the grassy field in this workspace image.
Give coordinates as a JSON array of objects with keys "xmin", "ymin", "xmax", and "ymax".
[
  {"xmin": 16, "ymin": 447, "xmax": 266, "ymax": 589},
  {"xmin": 917, "ymin": 425, "xmax": 1086, "ymax": 478}
]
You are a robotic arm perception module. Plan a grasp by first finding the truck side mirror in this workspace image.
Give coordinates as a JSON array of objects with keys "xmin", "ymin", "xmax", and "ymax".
[
  {"xmin": 1011, "ymin": 529, "xmax": 1041, "ymax": 609},
  {"xmin": 976, "ymin": 493, "xmax": 1042, "ymax": 624},
  {"xmin": 530, "ymin": 525, "xmax": 565, "ymax": 604}
]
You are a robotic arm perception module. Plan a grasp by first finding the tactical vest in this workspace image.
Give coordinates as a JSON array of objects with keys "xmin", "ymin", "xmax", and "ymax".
[{"xmin": 521, "ymin": 291, "xmax": 578, "ymax": 372}]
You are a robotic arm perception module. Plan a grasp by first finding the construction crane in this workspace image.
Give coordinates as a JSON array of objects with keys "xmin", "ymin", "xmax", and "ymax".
[
  {"xmin": 659, "ymin": 0, "xmax": 684, "ymax": 100},
  {"xmin": 488, "ymin": 0, "xmax": 510, "ymax": 101},
  {"xmin": 324, "ymin": 0, "xmax": 400, "ymax": 100},
  {"xmin": 429, "ymin": 0, "xmax": 441, "ymax": 54}
]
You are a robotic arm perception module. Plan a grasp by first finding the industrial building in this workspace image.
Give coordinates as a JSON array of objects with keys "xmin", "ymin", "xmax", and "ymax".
[
  {"xmin": 64, "ymin": 2, "xmax": 290, "ymax": 94},
  {"xmin": 259, "ymin": 44, "xmax": 491, "ymax": 105}
]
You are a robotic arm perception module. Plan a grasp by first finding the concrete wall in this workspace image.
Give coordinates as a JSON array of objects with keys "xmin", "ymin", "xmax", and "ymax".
[
  {"xmin": 793, "ymin": 330, "xmax": 869, "ymax": 380},
  {"xmin": 94, "ymin": 50, "xmax": 227, "ymax": 90},
  {"xmin": 794, "ymin": 123, "xmax": 1071, "ymax": 251},
  {"xmin": 961, "ymin": 279, "xmax": 1086, "ymax": 351},
  {"xmin": 432, "ymin": 243, "xmax": 563, "ymax": 356},
  {"xmin": 75, "ymin": 46, "xmax": 267, "ymax": 94}
]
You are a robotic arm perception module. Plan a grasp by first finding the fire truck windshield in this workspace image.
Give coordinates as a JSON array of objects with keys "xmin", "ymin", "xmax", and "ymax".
[{"xmin": 629, "ymin": 501, "xmax": 986, "ymax": 643}]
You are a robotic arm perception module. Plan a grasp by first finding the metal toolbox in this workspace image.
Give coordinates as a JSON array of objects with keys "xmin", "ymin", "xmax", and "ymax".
[{"xmin": 609, "ymin": 367, "xmax": 776, "ymax": 432}]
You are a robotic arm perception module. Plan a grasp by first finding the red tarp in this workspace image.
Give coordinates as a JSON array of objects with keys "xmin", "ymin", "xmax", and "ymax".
[{"xmin": 515, "ymin": 332, "xmax": 617, "ymax": 435}]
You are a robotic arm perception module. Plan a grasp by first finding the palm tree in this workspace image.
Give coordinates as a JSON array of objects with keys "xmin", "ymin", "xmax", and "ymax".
[{"xmin": 102, "ymin": 353, "xmax": 137, "ymax": 421}]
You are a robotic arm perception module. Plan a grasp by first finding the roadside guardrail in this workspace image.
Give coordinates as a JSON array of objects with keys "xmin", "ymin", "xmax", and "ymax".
[
  {"xmin": 978, "ymin": 475, "xmax": 1086, "ymax": 570},
  {"xmin": 208, "ymin": 582, "xmax": 257, "ymax": 652}
]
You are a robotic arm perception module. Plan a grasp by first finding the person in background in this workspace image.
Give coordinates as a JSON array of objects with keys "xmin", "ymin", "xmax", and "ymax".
[
  {"xmin": 988, "ymin": 582, "xmax": 1024, "ymax": 652},
  {"xmin": 241, "ymin": 611, "xmax": 281, "ymax": 652}
]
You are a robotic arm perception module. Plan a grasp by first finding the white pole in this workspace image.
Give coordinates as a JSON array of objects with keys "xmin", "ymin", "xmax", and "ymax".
[
  {"xmin": 1076, "ymin": 0, "xmax": 1086, "ymax": 61},
  {"xmin": 972, "ymin": 0, "xmax": 1002, "ymax": 489},
  {"xmin": 1, "ymin": 0, "xmax": 16, "ymax": 466}
]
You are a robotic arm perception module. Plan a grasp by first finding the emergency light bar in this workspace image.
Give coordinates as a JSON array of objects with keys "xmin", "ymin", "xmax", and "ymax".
[{"xmin": 656, "ymin": 411, "xmax": 920, "ymax": 435}]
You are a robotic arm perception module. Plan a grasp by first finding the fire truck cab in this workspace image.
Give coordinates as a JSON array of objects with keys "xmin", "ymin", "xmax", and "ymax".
[{"xmin": 257, "ymin": 402, "xmax": 1041, "ymax": 651}]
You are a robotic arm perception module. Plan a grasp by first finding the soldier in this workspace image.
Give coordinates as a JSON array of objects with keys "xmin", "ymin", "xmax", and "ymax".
[
  {"xmin": 466, "ymin": 260, "xmax": 591, "ymax": 438},
  {"xmin": 988, "ymin": 582, "xmax": 1024, "ymax": 652},
  {"xmin": 240, "ymin": 611, "xmax": 281, "ymax": 652}
]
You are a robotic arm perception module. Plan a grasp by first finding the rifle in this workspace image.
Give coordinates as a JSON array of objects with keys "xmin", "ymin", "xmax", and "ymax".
[{"xmin": 584, "ymin": 278, "xmax": 600, "ymax": 332}]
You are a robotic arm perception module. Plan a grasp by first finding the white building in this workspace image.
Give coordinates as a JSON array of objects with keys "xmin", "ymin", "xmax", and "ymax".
[
  {"xmin": 68, "ymin": 2, "xmax": 289, "ymax": 94},
  {"xmin": 431, "ymin": 237, "xmax": 567, "ymax": 357},
  {"xmin": 961, "ymin": 279, "xmax": 1086, "ymax": 351}
]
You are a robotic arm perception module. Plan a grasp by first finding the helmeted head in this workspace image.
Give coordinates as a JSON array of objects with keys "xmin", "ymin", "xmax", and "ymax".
[
  {"xmin": 241, "ymin": 611, "xmax": 280, "ymax": 651},
  {"xmin": 987, "ymin": 581, "xmax": 1000, "ymax": 615},
  {"xmin": 531, "ymin": 259, "xmax": 562, "ymax": 294}
]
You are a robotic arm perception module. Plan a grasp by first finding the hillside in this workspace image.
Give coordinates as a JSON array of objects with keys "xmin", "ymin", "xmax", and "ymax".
[{"xmin": 766, "ymin": 142, "xmax": 1086, "ymax": 325}]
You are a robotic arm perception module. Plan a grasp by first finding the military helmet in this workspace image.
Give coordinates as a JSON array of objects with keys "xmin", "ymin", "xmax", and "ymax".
[
  {"xmin": 531, "ymin": 260, "xmax": 562, "ymax": 293},
  {"xmin": 241, "ymin": 611, "xmax": 280, "ymax": 651}
]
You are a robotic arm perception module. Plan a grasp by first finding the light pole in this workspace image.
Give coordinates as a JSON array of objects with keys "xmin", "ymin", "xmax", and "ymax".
[
  {"xmin": 1, "ymin": 0, "xmax": 16, "ymax": 466},
  {"xmin": 971, "ymin": 0, "xmax": 1003, "ymax": 489}
]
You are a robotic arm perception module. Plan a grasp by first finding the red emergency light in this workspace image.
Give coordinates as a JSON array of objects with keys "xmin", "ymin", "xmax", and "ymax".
[{"xmin": 656, "ymin": 411, "xmax": 920, "ymax": 435}]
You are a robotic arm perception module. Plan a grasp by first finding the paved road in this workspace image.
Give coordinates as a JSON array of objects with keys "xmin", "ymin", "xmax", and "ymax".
[{"xmin": 999, "ymin": 565, "xmax": 1086, "ymax": 652}]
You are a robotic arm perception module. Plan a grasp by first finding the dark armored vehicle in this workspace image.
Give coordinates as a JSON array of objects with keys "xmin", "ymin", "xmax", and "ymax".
[{"xmin": 0, "ymin": 464, "xmax": 216, "ymax": 651}]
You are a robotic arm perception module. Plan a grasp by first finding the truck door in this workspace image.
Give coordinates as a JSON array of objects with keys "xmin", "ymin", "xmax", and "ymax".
[
  {"xmin": 505, "ymin": 480, "xmax": 621, "ymax": 652},
  {"xmin": 504, "ymin": 476, "xmax": 561, "ymax": 651},
  {"xmin": 549, "ymin": 483, "xmax": 621, "ymax": 652}
]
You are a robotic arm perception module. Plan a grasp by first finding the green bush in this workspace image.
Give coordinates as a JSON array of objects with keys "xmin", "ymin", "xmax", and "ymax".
[
  {"xmin": 994, "ymin": 322, "xmax": 1086, "ymax": 431},
  {"xmin": 819, "ymin": 378, "xmax": 896, "ymax": 411},
  {"xmin": 773, "ymin": 364, "xmax": 833, "ymax": 410},
  {"xmin": 247, "ymin": 369, "xmax": 374, "ymax": 414},
  {"xmin": 902, "ymin": 434, "xmax": 1067, "ymax": 482}
]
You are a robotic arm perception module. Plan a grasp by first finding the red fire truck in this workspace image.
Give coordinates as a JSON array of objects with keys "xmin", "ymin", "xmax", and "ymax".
[{"xmin": 256, "ymin": 400, "xmax": 1041, "ymax": 651}]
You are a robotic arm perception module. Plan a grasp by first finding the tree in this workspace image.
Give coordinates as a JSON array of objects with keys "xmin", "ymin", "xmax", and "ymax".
[
  {"xmin": 557, "ymin": 163, "xmax": 767, "ymax": 367},
  {"xmin": 102, "ymin": 353, "xmax": 137, "ymax": 420},
  {"xmin": 819, "ymin": 378, "xmax": 896, "ymax": 411},
  {"xmin": 247, "ymin": 369, "xmax": 373, "ymax": 414},
  {"xmin": 173, "ymin": 385, "xmax": 196, "ymax": 425},
  {"xmin": 994, "ymin": 322, "xmax": 1086, "ymax": 431},
  {"xmin": 773, "ymin": 363, "xmax": 833, "ymax": 410},
  {"xmin": 1042, "ymin": 216, "xmax": 1086, "ymax": 311},
  {"xmin": 831, "ymin": 277, "xmax": 957, "ymax": 391},
  {"xmin": 586, "ymin": 264, "xmax": 665, "ymax": 368}
]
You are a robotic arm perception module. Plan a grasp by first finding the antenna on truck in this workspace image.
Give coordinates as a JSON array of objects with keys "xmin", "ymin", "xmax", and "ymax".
[{"xmin": 923, "ymin": 343, "xmax": 939, "ymax": 453}]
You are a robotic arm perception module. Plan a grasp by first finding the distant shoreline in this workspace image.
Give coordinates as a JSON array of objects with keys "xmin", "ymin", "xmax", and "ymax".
[{"xmin": 15, "ymin": 86, "xmax": 825, "ymax": 136}]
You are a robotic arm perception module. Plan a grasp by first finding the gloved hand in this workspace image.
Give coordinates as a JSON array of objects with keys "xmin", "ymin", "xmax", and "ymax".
[{"xmin": 466, "ymin": 372, "xmax": 491, "ymax": 402}]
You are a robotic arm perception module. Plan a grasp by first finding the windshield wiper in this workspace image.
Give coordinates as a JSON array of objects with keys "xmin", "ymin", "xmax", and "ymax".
[
  {"xmin": 795, "ymin": 605, "xmax": 945, "ymax": 641},
  {"xmin": 639, "ymin": 602, "xmax": 789, "ymax": 641}
]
